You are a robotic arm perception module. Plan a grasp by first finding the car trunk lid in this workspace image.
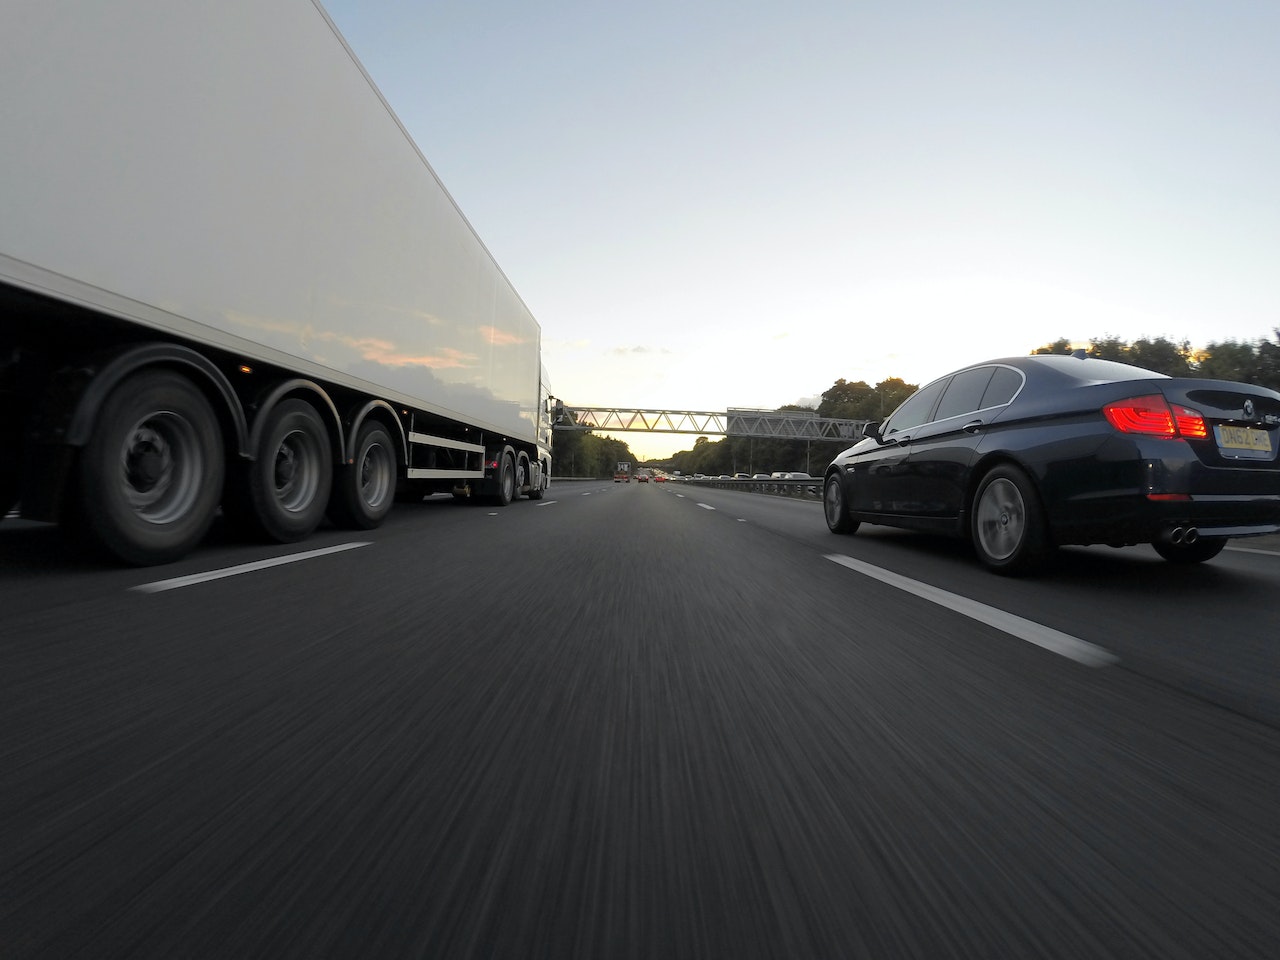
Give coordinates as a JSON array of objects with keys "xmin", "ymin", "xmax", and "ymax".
[{"xmin": 1159, "ymin": 379, "xmax": 1280, "ymax": 470}]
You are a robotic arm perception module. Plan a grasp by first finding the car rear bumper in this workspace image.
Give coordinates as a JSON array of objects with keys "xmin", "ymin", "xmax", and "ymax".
[{"xmin": 1050, "ymin": 492, "xmax": 1280, "ymax": 545}]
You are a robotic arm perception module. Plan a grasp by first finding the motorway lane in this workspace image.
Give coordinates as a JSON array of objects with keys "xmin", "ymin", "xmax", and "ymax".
[
  {"xmin": 663, "ymin": 481, "xmax": 1280, "ymax": 726},
  {"xmin": 2, "ymin": 482, "xmax": 1279, "ymax": 958}
]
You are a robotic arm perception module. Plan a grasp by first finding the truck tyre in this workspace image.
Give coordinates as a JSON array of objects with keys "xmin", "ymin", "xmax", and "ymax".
[
  {"xmin": 515, "ymin": 455, "xmax": 530, "ymax": 500},
  {"xmin": 329, "ymin": 421, "xmax": 395, "ymax": 529},
  {"xmin": 0, "ymin": 415, "xmax": 22, "ymax": 519},
  {"xmin": 78, "ymin": 369, "xmax": 223, "ymax": 565},
  {"xmin": 492, "ymin": 452, "xmax": 515, "ymax": 506},
  {"xmin": 246, "ymin": 398, "xmax": 331, "ymax": 542},
  {"xmin": 528, "ymin": 462, "xmax": 547, "ymax": 500}
]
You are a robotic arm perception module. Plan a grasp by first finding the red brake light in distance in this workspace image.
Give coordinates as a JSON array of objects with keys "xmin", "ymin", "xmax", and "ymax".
[{"xmin": 1103, "ymin": 395, "xmax": 1206, "ymax": 439}]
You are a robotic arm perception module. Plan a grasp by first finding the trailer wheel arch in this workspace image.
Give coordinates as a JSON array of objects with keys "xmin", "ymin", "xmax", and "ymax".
[
  {"xmin": 245, "ymin": 379, "xmax": 344, "ymax": 467},
  {"xmin": 328, "ymin": 401, "xmax": 404, "ymax": 529},
  {"xmin": 63, "ymin": 343, "xmax": 248, "ymax": 458},
  {"xmin": 345, "ymin": 400, "xmax": 407, "ymax": 468}
]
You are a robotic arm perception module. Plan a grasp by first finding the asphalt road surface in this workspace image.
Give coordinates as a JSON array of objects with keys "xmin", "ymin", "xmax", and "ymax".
[{"xmin": 2, "ymin": 481, "xmax": 1278, "ymax": 959}]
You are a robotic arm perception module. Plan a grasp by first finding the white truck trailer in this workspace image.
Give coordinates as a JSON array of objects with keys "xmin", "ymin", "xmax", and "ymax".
[{"xmin": 0, "ymin": 0, "xmax": 554, "ymax": 564}]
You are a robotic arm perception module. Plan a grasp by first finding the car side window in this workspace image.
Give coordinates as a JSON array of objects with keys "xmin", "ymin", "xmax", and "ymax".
[
  {"xmin": 884, "ymin": 379, "xmax": 947, "ymax": 435},
  {"xmin": 980, "ymin": 366, "xmax": 1023, "ymax": 408},
  {"xmin": 933, "ymin": 367, "xmax": 995, "ymax": 422}
]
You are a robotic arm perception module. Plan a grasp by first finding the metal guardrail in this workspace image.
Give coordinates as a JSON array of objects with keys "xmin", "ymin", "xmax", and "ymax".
[
  {"xmin": 549, "ymin": 475, "xmax": 824, "ymax": 500},
  {"xmin": 684, "ymin": 477, "xmax": 824, "ymax": 501}
]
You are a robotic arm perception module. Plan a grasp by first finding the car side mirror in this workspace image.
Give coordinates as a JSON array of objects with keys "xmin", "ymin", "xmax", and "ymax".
[{"xmin": 863, "ymin": 421, "xmax": 882, "ymax": 443}]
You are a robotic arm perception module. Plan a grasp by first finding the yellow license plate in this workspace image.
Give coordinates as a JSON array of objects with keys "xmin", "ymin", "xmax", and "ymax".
[{"xmin": 1216, "ymin": 425, "xmax": 1272, "ymax": 452}]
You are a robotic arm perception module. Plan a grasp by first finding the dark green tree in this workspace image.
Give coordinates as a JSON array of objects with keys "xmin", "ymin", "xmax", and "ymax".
[
  {"xmin": 1087, "ymin": 336, "xmax": 1130, "ymax": 363},
  {"xmin": 1032, "ymin": 338, "xmax": 1074, "ymax": 355},
  {"xmin": 1127, "ymin": 337, "xmax": 1193, "ymax": 376},
  {"xmin": 1197, "ymin": 339, "xmax": 1257, "ymax": 382}
]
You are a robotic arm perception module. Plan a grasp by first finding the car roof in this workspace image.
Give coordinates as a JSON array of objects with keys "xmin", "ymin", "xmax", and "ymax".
[{"xmin": 927, "ymin": 354, "xmax": 1169, "ymax": 390}]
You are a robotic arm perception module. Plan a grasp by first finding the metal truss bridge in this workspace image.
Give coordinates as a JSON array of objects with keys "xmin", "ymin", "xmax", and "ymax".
[{"xmin": 556, "ymin": 406, "xmax": 870, "ymax": 443}]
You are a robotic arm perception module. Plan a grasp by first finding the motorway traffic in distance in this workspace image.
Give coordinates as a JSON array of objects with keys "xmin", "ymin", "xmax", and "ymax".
[{"xmin": 3, "ymin": 480, "xmax": 1278, "ymax": 958}]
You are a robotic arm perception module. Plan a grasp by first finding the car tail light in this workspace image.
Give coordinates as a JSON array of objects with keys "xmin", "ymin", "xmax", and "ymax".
[
  {"xmin": 1103, "ymin": 395, "xmax": 1207, "ymax": 439},
  {"xmin": 1172, "ymin": 405, "xmax": 1208, "ymax": 439}
]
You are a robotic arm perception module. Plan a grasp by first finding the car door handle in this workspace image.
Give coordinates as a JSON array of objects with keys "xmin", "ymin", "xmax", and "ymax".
[{"xmin": 962, "ymin": 420, "xmax": 983, "ymax": 434}]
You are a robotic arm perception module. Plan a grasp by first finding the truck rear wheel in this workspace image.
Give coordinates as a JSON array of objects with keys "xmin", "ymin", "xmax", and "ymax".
[
  {"xmin": 78, "ymin": 369, "xmax": 223, "ymax": 565},
  {"xmin": 528, "ymin": 461, "xmax": 547, "ymax": 500},
  {"xmin": 329, "ymin": 421, "xmax": 395, "ymax": 529},
  {"xmin": 0, "ymin": 443, "xmax": 18, "ymax": 521},
  {"xmin": 492, "ymin": 452, "xmax": 515, "ymax": 506},
  {"xmin": 246, "ymin": 398, "xmax": 331, "ymax": 542}
]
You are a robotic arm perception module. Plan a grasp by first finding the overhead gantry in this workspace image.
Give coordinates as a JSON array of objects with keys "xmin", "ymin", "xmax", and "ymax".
[{"xmin": 553, "ymin": 405, "xmax": 871, "ymax": 443}]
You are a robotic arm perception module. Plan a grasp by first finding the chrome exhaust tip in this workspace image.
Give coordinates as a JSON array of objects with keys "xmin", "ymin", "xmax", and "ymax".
[
  {"xmin": 1184, "ymin": 527, "xmax": 1198, "ymax": 544},
  {"xmin": 1167, "ymin": 526, "xmax": 1185, "ymax": 544}
]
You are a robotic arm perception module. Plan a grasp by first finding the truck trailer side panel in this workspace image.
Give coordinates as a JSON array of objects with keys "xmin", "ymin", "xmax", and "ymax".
[{"xmin": 0, "ymin": 0, "xmax": 540, "ymax": 442}]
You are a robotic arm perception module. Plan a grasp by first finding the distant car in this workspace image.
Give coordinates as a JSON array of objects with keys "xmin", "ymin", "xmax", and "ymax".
[
  {"xmin": 718, "ymin": 475, "xmax": 731, "ymax": 480},
  {"xmin": 654, "ymin": 475, "xmax": 667, "ymax": 483},
  {"xmin": 734, "ymin": 473, "xmax": 750, "ymax": 480},
  {"xmin": 752, "ymin": 474, "xmax": 770, "ymax": 480},
  {"xmin": 637, "ymin": 474, "xmax": 649, "ymax": 483},
  {"xmin": 823, "ymin": 354, "xmax": 1280, "ymax": 575}
]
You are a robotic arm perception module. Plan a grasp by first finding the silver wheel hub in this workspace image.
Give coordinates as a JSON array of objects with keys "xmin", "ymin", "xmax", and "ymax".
[
  {"xmin": 976, "ymin": 478, "xmax": 1025, "ymax": 561},
  {"xmin": 120, "ymin": 413, "xmax": 202, "ymax": 524}
]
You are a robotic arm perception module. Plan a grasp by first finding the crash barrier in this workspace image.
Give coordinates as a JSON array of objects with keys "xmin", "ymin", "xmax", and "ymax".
[
  {"xmin": 549, "ymin": 476, "xmax": 824, "ymax": 500},
  {"xmin": 680, "ymin": 477, "xmax": 824, "ymax": 501}
]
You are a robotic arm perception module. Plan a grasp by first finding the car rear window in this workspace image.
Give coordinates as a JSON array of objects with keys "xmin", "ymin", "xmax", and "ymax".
[
  {"xmin": 1030, "ymin": 355, "xmax": 1168, "ymax": 383},
  {"xmin": 934, "ymin": 367, "xmax": 996, "ymax": 421},
  {"xmin": 980, "ymin": 366, "xmax": 1023, "ymax": 407}
]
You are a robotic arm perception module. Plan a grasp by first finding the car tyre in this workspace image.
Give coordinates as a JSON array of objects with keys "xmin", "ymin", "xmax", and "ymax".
[
  {"xmin": 823, "ymin": 472, "xmax": 859, "ymax": 535},
  {"xmin": 1152, "ymin": 536, "xmax": 1227, "ymax": 564},
  {"xmin": 971, "ymin": 464, "xmax": 1051, "ymax": 576}
]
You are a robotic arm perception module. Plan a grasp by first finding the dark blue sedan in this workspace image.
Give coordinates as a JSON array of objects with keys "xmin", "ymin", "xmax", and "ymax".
[{"xmin": 823, "ymin": 354, "xmax": 1280, "ymax": 575}]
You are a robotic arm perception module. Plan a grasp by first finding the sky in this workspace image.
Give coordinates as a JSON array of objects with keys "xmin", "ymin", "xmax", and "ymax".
[{"xmin": 320, "ymin": 0, "xmax": 1279, "ymax": 460}]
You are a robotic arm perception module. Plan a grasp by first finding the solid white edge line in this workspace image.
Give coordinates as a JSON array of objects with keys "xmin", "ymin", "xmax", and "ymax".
[
  {"xmin": 132, "ymin": 542, "xmax": 373, "ymax": 594},
  {"xmin": 1225, "ymin": 545, "xmax": 1280, "ymax": 556},
  {"xmin": 824, "ymin": 553, "xmax": 1118, "ymax": 668}
]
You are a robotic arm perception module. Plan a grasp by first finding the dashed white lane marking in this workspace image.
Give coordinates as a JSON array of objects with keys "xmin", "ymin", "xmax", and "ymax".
[
  {"xmin": 536, "ymin": 500, "xmax": 558, "ymax": 507},
  {"xmin": 737, "ymin": 518, "xmax": 747, "ymax": 522},
  {"xmin": 675, "ymin": 494, "xmax": 686, "ymax": 499},
  {"xmin": 132, "ymin": 542, "xmax": 373, "ymax": 594},
  {"xmin": 824, "ymin": 553, "xmax": 1118, "ymax": 668},
  {"xmin": 697, "ymin": 503, "xmax": 716, "ymax": 511}
]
